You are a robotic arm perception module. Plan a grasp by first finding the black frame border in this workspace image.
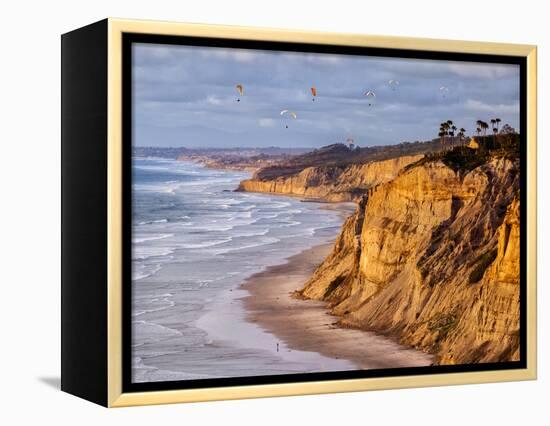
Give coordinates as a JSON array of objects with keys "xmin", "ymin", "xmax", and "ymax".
[{"xmin": 122, "ymin": 33, "xmax": 528, "ymax": 394}]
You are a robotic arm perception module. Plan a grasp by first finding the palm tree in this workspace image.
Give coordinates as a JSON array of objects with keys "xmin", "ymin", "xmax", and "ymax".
[
  {"xmin": 451, "ymin": 125, "xmax": 457, "ymax": 145},
  {"xmin": 480, "ymin": 121, "xmax": 489, "ymax": 137},
  {"xmin": 459, "ymin": 127, "xmax": 466, "ymax": 144},
  {"xmin": 495, "ymin": 118, "xmax": 501, "ymax": 132},
  {"xmin": 439, "ymin": 121, "xmax": 452, "ymax": 149},
  {"xmin": 491, "ymin": 119, "xmax": 497, "ymax": 134},
  {"xmin": 475, "ymin": 120, "xmax": 484, "ymax": 142},
  {"xmin": 439, "ymin": 123, "xmax": 446, "ymax": 148}
]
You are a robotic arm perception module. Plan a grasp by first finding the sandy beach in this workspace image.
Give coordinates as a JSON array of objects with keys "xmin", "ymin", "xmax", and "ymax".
[{"xmin": 241, "ymin": 243, "xmax": 434, "ymax": 370}]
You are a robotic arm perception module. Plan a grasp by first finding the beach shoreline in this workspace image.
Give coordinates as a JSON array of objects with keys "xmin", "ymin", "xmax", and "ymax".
[{"xmin": 240, "ymin": 242, "xmax": 435, "ymax": 370}]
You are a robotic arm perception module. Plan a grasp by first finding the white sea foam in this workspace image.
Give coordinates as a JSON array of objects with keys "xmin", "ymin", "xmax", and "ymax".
[
  {"xmin": 279, "ymin": 220, "xmax": 301, "ymax": 227},
  {"xmin": 133, "ymin": 263, "xmax": 162, "ymax": 281},
  {"xmin": 132, "ymin": 320, "xmax": 183, "ymax": 346},
  {"xmin": 133, "ymin": 233, "xmax": 174, "ymax": 244},
  {"xmin": 191, "ymin": 224, "xmax": 236, "ymax": 232},
  {"xmin": 232, "ymin": 228, "xmax": 269, "ymax": 238},
  {"xmin": 133, "ymin": 246, "xmax": 175, "ymax": 261},
  {"xmin": 134, "ymin": 183, "xmax": 181, "ymax": 194},
  {"xmin": 179, "ymin": 238, "xmax": 233, "ymax": 249},
  {"xmin": 212, "ymin": 237, "xmax": 281, "ymax": 255},
  {"xmin": 137, "ymin": 218, "xmax": 169, "ymax": 226},
  {"xmin": 132, "ymin": 294, "xmax": 175, "ymax": 317},
  {"xmin": 270, "ymin": 201, "xmax": 292, "ymax": 209}
]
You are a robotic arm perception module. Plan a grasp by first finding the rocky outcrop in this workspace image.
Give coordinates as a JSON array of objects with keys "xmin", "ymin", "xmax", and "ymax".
[
  {"xmin": 299, "ymin": 157, "xmax": 520, "ymax": 364},
  {"xmin": 237, "ymin": 155, "xmax": 423, "ymax": 202}
]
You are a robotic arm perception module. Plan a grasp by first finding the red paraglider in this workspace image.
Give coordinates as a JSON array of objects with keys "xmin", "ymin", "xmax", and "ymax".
[{"xmin": 310, "ymin": 87, "xmax": 317, "ymax": 101}]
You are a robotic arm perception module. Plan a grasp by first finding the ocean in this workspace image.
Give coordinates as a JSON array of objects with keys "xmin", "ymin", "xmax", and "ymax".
[{"xmin": 132, "ymin": 157, "xmax": 355, "ymax": 382}]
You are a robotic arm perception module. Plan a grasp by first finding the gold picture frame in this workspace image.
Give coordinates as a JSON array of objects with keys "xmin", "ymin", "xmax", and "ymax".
[{"xmin": 61, "ymin": 18, "xmax": 537, "ymax": 407}]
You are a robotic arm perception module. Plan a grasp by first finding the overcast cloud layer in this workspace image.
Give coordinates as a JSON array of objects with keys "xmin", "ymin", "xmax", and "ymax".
[{"xmin": 133, "ymin": 43, "xmax": 520, "ymax": 148}]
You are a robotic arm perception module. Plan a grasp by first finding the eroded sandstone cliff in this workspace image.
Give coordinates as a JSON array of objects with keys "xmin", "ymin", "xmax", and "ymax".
[
  {"xmin": 237, "ymin": 155, "xmax": 423, "ymax": 202},
  {"xmin": 299, "ymin": 157, "xmax": 520, "ymax": 364}
]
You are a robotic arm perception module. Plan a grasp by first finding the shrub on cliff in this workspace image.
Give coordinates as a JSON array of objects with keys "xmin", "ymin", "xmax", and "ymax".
[{"xmin": 403, "ymin": 135, "xmax": 520, "ymax": 174}]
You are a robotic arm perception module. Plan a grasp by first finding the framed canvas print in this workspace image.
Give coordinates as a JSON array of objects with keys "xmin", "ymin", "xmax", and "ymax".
[{"xmin": 61, "ymin": 18, "xmax": 537, "ymax": 407}]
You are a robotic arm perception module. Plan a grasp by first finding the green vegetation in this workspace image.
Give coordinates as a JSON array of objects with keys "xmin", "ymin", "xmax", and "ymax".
[
  {"xmin": 403, "ymin": 118, "xmax": 521, "ymax": 174},
  {"xmin": 255, "ymin": 139, "xmax": 448, "ymax": 180},
  {"xmin": 404, "ymin": 132, "xmax": 520, "ymax": 174},
  {"xmin": 469, "ymin": 249, "xmax": 498, "ymax": 284},
  {"xmin": 428, "ymin": 311, "xmax": 458, "ymax": 335},
  {"xmin": 427, "ymin": 310, "xmax": 459, "ymax": 352},
  {"xmin": 252, "ymin": 119, "xmax": 519, "ymax": 181}
]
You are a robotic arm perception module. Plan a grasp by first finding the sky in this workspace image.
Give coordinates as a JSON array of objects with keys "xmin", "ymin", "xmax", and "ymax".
[{"xmin": 133, "ymin": 42, "xmax": 520, "ymax": 148}]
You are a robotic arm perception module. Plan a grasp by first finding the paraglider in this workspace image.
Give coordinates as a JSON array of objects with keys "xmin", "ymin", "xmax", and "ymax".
[
  {"xmin": 280, "ymin": 109, "xmax": 297, "ymax": 128},
  {"xmin": 439, "ymin": 86, "xmax": 449, "ymax": 98},
  {"xmin": 235, "ymin": 84, "xmax": 244, "ymax": 102},
  {"xmin": 310, "ymin": 87, "xmax": 317, "ymax": 101},
  {"xmin": 363, "ymin": 90, "xmax": 376, "ymax": 106},
  {"xmin": 388, "ymin": 80, "xmax": 400, "ymax": 90}
]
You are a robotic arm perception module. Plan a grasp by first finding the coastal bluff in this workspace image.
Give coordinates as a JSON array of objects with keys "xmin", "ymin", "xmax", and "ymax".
[
  {"xmin": 298, "ymin": 157, "xmax": 520, "ymax": 364},
  {"xmin": 237, "ymin": 154, "xmax": 422, "ymax": 202}
]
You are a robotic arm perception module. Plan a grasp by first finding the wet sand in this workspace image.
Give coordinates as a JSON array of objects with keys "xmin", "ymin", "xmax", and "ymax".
[{"xmin": 241, "ymin": 243, "xmax": 434, "ymax": 370}]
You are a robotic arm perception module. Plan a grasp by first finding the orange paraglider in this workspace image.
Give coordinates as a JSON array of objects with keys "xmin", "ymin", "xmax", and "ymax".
[
  {"xmin": 235, "ymin": 84, "xmax": 244, "ymax": 102},
  {"xmin": 310, "ymin": 87, "xmax": 317, "ymax": 101}
]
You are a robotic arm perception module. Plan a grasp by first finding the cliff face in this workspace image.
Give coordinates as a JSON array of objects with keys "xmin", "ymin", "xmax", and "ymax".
[
  {"xmin": 237, "ymin": 155, "xmax": 423, "ymax": 202},
  {"xmin": 300, "ymin": 157, "xmax": 520, "ymax": 364}
]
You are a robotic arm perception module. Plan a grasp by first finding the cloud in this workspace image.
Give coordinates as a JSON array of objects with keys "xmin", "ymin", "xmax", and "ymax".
[
  {"xmin": 198, "ymin": 48, "xmax": 257, "ymax": 63},
  {"xmin": 447, "ymin": 63, "xmax": 519, "ymax": 79},
  {"xmin": 258, "ymin": 118, "xmax": 276, "ymax": 128},
  {"xmin": 464, "ymin": 99, "xmax": 520, "ymax": 114},
  {"xmin": 206, "ymin": 95, "xmax": 222, "ymax": 105}
]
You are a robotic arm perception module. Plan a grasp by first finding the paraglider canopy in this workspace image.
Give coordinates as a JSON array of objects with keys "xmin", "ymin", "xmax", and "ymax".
[
  {"xmin": 235, "ymin": 84, "xmax": 244, "ymax": 101},
  {"xmin": 363, "ymin": 90, "xmax": 376, "ymax": 106},
  {"xmin": 280, "ymin": 109, "xmax": 297, "ymax": 119},
  {"xmin": 439, "ymin": 86, "xmax": 449, "ymax": 98},
  {"xmin": 388, "ymin": 80, "xmax": 400, "ymax": 90},
  {"xmin": 310, "ymin": 87, "xmax": 317, "ymax": 101},
  {"xmin": 280, "ymin": 109, "xmax": 297, "ymax": 128}
]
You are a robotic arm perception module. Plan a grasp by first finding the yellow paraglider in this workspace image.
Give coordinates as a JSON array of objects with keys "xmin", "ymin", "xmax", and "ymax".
[
  {"xmin": 235, "ymin": 84, "xmax": 244, "ymax": 102},
  {"xmin": 280, "ymin": 109, "xmax": 297, "ymax": 128}
]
